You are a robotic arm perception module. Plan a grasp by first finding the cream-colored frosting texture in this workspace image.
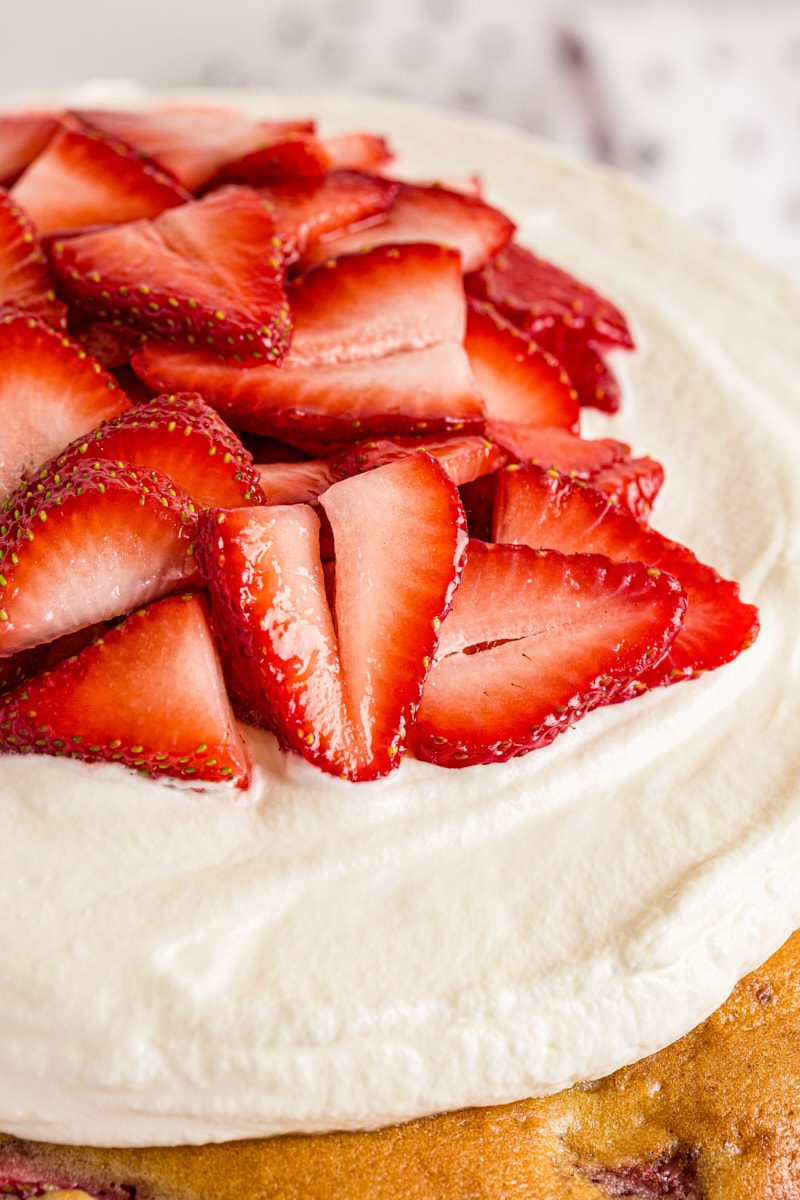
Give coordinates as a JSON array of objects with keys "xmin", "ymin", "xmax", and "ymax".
[{"xmin": 1, "ymin": 88, "xmax": 799, "ymax": 1148}]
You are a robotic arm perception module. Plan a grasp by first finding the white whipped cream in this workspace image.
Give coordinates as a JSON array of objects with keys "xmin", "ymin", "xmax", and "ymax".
[{"xmin": 1, "ymin": 89, "xmax": 800, "ymax": 1149}]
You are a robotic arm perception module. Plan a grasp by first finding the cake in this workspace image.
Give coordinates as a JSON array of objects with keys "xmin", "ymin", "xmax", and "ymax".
[{"xmin": 0, "ymin": 87, "xmax": 799, "ymax": 1196}]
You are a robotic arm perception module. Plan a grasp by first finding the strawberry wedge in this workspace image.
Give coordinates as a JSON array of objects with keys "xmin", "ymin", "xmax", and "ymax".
[
  {"xmin": 54, "ymin": 391, "xmax": 264, "ymax": 509},
  {"xmin": 0, "ymin": 593, "xmax": 250, "ymax": 786},
  {"xmin": 0, "ymin": 188, "xmax": 66, "ymax": 326},
  {"xmin": 410, "ymin": 539, "xmax": 686, "ymax": 767},
  {"xmin": 0, "ymin": 110, "xmax": 62, "ymax": 186},
  {"xmin": 132, "ymin": 340, "xmax": 485, "ymax": 453},
  {"xmin": 198, "ymin": 455, "xmax": 467, "ymax": 780},
  {"xmin": 49, "ymin": 187, "xmax": 291, "ymax": 364},
  {"xmin": 301, "ymin": 180, "xmax": 514, "ymax": 273},
  {"xmin": 493, "ymin": 464, "xmax": 760, "ymax": 686},
  {"xmin": 12, "ymin": 126, "xmax": 190, "ymax": 234},
  {"xmin": 0, "ymin": 315, "xmax": 129, "ymax": 500},
  {"xmin": 73, "ymin": 106, "xmax": 315, "ymax": 192},
  {"xmin": 0, "ymin": 459, "xmax": 199, "ymax": 657}
]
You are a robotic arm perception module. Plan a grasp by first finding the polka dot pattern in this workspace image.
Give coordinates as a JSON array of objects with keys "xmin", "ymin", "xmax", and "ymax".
[{"xmin": 208, "ymin": 0, "xmax": 800, "ymax": 278}]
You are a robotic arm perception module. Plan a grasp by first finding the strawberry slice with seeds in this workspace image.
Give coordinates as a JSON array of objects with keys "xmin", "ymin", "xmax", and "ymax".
[
  {"xmin": 198, "ymin": 455, "xmax": 467, "ymax": 780},
  {"xmin": 257, "ymin": 169, "xmax": 398, "ymax": 265},
  {"xmin": 288, "ymin": 242, "xmax": 466, "ymax": 365},
  {"xmin": 532, "ymin": 317, "xmax": 623, "ymax": 412},
  {"xmin": 132, "ymin": 339, "xmax": 484, "ymax": 453},
  {"xmin": 11, "ymin": 126, "xmax": 190, "ymax": 234},
  {"xmin": 0, "ymin": 314, "xmax": 130, "ymax": 500},
  {"xmin": 466, "ymin": 241, "xmax": 635, "ymax": 350},
  {"xmin": 0, "ymin": 593, "xmax": 250, "ymax": 786},
  {"xmin": 49, "ymin": 187, "xmax": 291, "ymax": 364},
  {"xmin": 486, "ymin": 423, "xmax": 631, "ymax": 474},
  {"xmin": 465, "ymin": 299, "xmax": 579, "ymax": 430},
  {"xmin": 330, "ymin": 434, "xmax": 505, "ymax": 487},
  {"xmin": 301, "ymin": 180, "xmax": 514, "ymax": 273},
  {"xmin": 492, "ymin": 464, "xmax": 760, "ymax": 687},
  {"xmin": 213, "ymin": 134, "xmax": 332, "ymax": 187},
  {"xmin": 0, "ymin": 110, "xmax": 63, "ymax": 186},
  {"xmin": 73, "ymin": 105, "xmax": 315, "ymax": 192},
  {"xmin": 54, "ymin": 391, "xmax": 264, "ymax": 508},
  {"xmin": 256, "ymin": 458, "xmax": 337, "ymax": 505},
  {"xmin": 321, "ymin": 132, "xmax": 392, "ymax": 171},
  {"xmin": 410, "ymin": 539, "xmax": 686, "ymax": 767},
  {"xmin": 0, "ymin": 459, "xmax": 199, "ymax": 657},
  {"xmin": 0, "ymin": 187, "xmax": 66, "ymax": 326},
  {"xmin": 589, "ymin": 456, "xmax": 665, "ymax": 521}
]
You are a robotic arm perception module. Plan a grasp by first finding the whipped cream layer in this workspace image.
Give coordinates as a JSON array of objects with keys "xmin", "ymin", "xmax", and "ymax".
[{"xmin": 1, "ymin": 88, "xmax": 800, "ymax": 1149}]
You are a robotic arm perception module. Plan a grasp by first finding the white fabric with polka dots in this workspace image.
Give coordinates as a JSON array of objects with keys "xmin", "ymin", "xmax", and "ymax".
[{"xmin": 225, "ymin": 0, "xmax": 800, "ymax": 277}]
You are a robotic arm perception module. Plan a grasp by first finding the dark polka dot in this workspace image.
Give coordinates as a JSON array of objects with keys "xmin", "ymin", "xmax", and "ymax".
[
  {"xmin": 642, "ymin": 59, "xmax": 674, "ymax": 91},
  {"xmin": 558, "ymin": 29, "xmax": 589, "ymax": 72},
  {"xmin": 423, "ymin": 0, "xmax": 459, "ymax": 23},
  {"xmin": 316, "ymin": 36, "xmax": 354, "ymax": 80},
  {"xmin": 330, "ymin": 0, "xmax": 370, "ymax": 24},
  {"xmin": 630, "ymin": 139, "xmax": 665, "ymax": 170},
  {"xmin": 731, "ymin": 125, "xmax": 766, "ymax": 157},
  {"xmin": 477, "ymin": 24, "xmax": 514, "ymax": 66},
  {"xmin": 783, "ymin": 193, "xmax": 800, "ymax": 225},
  {"xmin": 393, "ymin": 30, "xmax": 434, "ymax": 72},
  {"xmin": 703, "ymin": 40, "xmax": 737, "ymax": 75},
  {"xmin": 272, "ymin": 7, "xmax": 311, "ymax": 49}
]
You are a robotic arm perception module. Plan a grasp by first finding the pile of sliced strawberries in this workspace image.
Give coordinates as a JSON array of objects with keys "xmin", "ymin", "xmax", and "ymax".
[{"xmin": 0, "ymin": 101, "xmax": 759, "ymax": 788}]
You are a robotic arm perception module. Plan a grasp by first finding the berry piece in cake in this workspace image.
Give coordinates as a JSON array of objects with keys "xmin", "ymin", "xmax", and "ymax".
[
  {"xmin": 493, "ymin": 464, "xmax": 760, "ymax": 686},
  {"xmin": 198, "ymin": 455, "xmax": 467, "ymax": 780},
  {"xmin": 467, "ymin": 241, "xmax": 635, "ymax": 350},
  {"xmin": 48, "ymin": 187, "xmax": 292, "ymax": 364},
  {"xmin": 410, "ymin": 539, "xmax": 686, "ymax": 766},
  {"xmin": 0, "ymin": 109, "xmax": 62, "ymax": 186},
  {"xmin": 133, "ymin": 339, "xmax": 484, "ymax": 455},
  {"xmin": 11, "ymin": 126, "xmax": 190, "ymax": 234},
  {"xmin": 0, "ymin": 593, "xmax": 251, "ymax": 786},
  {"xmin": 255, "ymin": 169, "xmax": 399, "ymax": 265},
  {"xmin": 57, "ymin": 391, "xmax": 264, "ymax": 509},
  {"xmin": 0, "ymin": 187, "xmax": 66, "ymax": 326},
  {"xmin": 465, "ymin": 298, "xmax": 580, "ymax": 430},
  {"xmin": 72, "ymin": 105, "xmax": 315, "ymax": 192},
  {"xmin": 0, "ymin": 314, "xmax": 129, "ymax": 500},
  {"xmin": 0, "ymin": 459, "xmax": 198, "ymax": 657},
  {"xmin": 301, "ymin": 180, "xmax": 515, "ymax": 273}
]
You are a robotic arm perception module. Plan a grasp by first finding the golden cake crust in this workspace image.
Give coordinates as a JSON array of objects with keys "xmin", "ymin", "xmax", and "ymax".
[{"xmin": 3, "ymin": 930, "xmax": 800, "ymax": 1199}]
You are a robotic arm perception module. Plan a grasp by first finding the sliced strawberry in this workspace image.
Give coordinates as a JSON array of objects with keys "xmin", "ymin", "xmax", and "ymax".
[
  {"xmin": 0, "ymin": 593, "xmax": 250, "ymax": 786},
  {"xmin": 288, "ymin": 242, "xmax": 466, "ymax": 365},
  {"xmin": 257, "ymin": 459, "xmax": 337, "ymax": 505},
  {"xmin": 0, "ymin": 314, "xmax": 129, "ymax": 500},
  {"xmin": 67, "ymin": 314, "xmax": 145, "ymax": 367},
  {"xmin": 133, "ymin": 339, "xmax": 484, "ymax": 453},
  {"xmin": 322, "ymin": 132, "xmax": 392, "ymax": 171},
  {"xmin": 49, "ymin": 187, "xmax": 291, "ymax": 364},
  {"xmin": 486, "ymin": 422, "xmax": 631, "ymax": 475},
  {"xmin": 301, "ymin": 180, "xmax": 514, "ymax": 273},
  {"xmin": 532, "ymin": 317, "xmax": 623, "ymax": 412},
  {"xmin": 410, "ymin": 539, "xmax": 686, "ymax": 767},
  {"xmin": 590, "ymin": 456, "xmax": 665, "ymax": 521},
  {"xmin": 465, "ymin": 299, "xmax": 579, "ymax": 430},
  {"xmin": 55, "ymin": 391, "xmax": 264, "ymax": 508},
  {"xmin": 0, "ymin": 187, "xmax": 66, "ymax": 326},
  {"xmin": 466, "ymin": 240, "xmax": 635, "ymax": 350},
  {"xmin": 11, "ymin": 126, "xmax": 189, "ymax": 234},
  {"xmin": 257, "ymin": 169, "xmax": 398, "ymax": 264},
  {"xmin": 198, "ymin": 455, "xmax": 467, "ymax": 780},
  {"xmin": 0, "ymin": 620, "xmax": 111, "ymax": 694},
  {"xmin": 0, "ymin": 459, "xmax": 198, "ymax": 657},
  {"xmin": 330, "ymin": 433, "xmax": 505, "ymax": 487},
  {"xmin": 492, "ymin": 465, "xmax": 760, "ymax": 686},
  {"xmin": 73, "ymin": 105, "xmax": 314, "ymax": 192},
  {"xmin": 0, "ymin": 110, "xmax": 63, "ymax": 186},
  {"xmin": 213, "ymin": 134, "xmax": 331, "ymax": 187}
]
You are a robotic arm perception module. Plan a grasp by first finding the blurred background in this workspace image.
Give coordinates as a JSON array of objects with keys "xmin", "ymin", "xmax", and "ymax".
[{"xmin": 2, "ymin": 0, "xmax": 799, "ymax": 276}]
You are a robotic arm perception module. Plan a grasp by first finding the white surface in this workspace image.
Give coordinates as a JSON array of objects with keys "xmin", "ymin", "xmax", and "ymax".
[{"xmin": 1, "ymin": 90, "xmax": 799, "ymax": 1149}]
